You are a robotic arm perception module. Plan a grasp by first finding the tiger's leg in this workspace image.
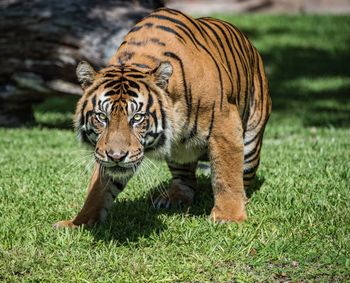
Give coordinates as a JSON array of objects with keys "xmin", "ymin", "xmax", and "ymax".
[
  {"xmin": 209, "ymin": 107, "xmax": 247, "ymax": 223},
  {"xmin": 53, "ymin": 163, "xmax": 126, "ymax": 228},
  {"xmin": 153, "ymin": 161, "xmax": 197, "ymax": 209}
]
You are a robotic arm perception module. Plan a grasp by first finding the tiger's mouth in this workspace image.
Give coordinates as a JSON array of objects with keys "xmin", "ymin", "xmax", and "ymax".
[{"xmin": 101, "ymin": 157, "xmax": 144, "ymax": 177}]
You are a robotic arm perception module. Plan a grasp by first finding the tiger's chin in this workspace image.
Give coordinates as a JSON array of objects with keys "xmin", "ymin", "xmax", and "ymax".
[{"xmin": 103, "ymin": 158, "xmax": 143, "ymax": 179}]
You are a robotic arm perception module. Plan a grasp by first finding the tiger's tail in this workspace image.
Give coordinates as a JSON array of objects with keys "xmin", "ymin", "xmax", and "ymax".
[{"xmin": 243, "ymin": 52, "xmax": 272, "ymax": 189}]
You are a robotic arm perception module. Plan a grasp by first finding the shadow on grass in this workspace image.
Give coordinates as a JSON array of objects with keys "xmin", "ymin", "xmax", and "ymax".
[
  {"xmin": 246, "ymin": 176, "xmax": 265, "ymax": 199},
  {"xmin": 90, "ymin": 179, "xmax": 213, "ymax": 244},
  {"xmin": 90, "ymin": 174, "xmax": 264, "ymax": 244},
  {"xmin": 263, "ymin": 45, "xmax": 350, "ymax": 128}
]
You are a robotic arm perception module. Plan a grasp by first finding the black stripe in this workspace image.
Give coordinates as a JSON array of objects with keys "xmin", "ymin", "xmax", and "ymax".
[
  {"xmin": 148, "ymin": 14, "xmax": 201, "ymax": 50},
  {"xmin": 158, "ymin": 98, "xmax": 167, "ymax": 130},
  {"xmin": 221, "ymin": 21, "xmax": 251, "ymax": 121},
  {"xmin": 198, "ymin": 22, "xmax": 235, "ymax": 107},
  {"xmin": 148, "ymin": 111, "xmax": 158, "ymax": 133},
  {"xmin": 103, "ymin": 73, "xmax": 118, "ymax": 78},
  {"xmin": 207, "ymin": 102, "xmax": 216, "ymax": 140},
  {"xmin": 164, "ymin": 52, "xmax": 190, "ymax": 120},
  {"xmin": 128, "ymin": 90, "xmax": 139, "ymax": 98},
  {"xmin": 129, "ymin": 26, "xmax": 142, "ymax": 33},
  {"xmin": 126, "ymin": 74, "xmax": 146, "ymax": 79},
  {"xmin": 244, "ymin": 125, "xmax": 266, "ymax": 146},
  {"xmin": 146, "ymin": 91, "xmax": 154, "ymax": 112},
  {"xmin": 208, "ymin": 21, "xmax": 233, "ymax": 75},
  {"xmin": 155, "ymin": 7, "xmax": 179, "ymax": 16},
  {"xmin": 80, "ymin": 131, "xmax": 90, "ymax": 145},
  {"xmin": 104, "ymin": 80, "xmax": 120, "ymax": 89},
  {"xmin": 175, "ymin": 24, "xmax": 200, "ymax": 51},
  {"xmin": 148, "ymin": 14, "xmax": 186, "ymax": 29},
  {"xmin": 156, "ymin": 133, "xmax": 166, "ymax": 148},
  {"xmin": 186, "ymin": 85, "xmax": 192, "ymax": 125},
  {"xmin": 243, "ymin": 175, "xmax": 255, "ymax": 181},
  {"xmin": 155, "ymin": 10, "xmax": 207, "ymax": 44},
  {"xmin": 124, "ymin": 67, "xmax": 144, "ymax": 73},
  {"xmin": 104, "ymin": 70, "xmax": 119, "ymax": 75},
  {"xmin": 244, "ymin": 165, "xmax": 257, "ymax": 175},
  {"xmin": 104, "ymin": 90, "xmax": 116, "ymax": 96},
  {"xmin": 136, "ymin": 102, "xmax": 144, "ymax": 112},
  {"xmin": 128, "ymin": 80, "xmax": 141, "ymax": 91},
  {"xmin": 147, "ymin": 132, "xmax": 166, "ymax": 150},
  {"xmin": 199, "ymin": 21, "xmax": 237, "ymax": 109},
  {"xmin": 244, "ymin": 141, "xmax": 262, "ymax": 164},
  {"xmin": 155, "ymin": 25, "xmax": 186, "ymax": 44},
  {"xmin": 91, "ymin": 95, "xmax": 96, "ymax": 107},
  {"xmin": 128, "ymin": 40, "xmax": 145, "ymax": 46},
  {"xmin": 84, "ymin": 110, "xmax": 94, "ymax": 126},
  {"xmin": 150, "ymin": 38, "xmax": 166, "ymax": 46},
  {"xmin": 163, "ymin": 23, "xmax": 224, "ymax": 110},
  {"xmin": 80, "ymin": 100, "xmax": 88, "ymax": 126},
  {"xmin": 205, "ymin": 18, "xmax": 249, "ymax": 61},
  {"xmin": 247, "ymin": 52, "xmax": 258, "ymax": 118},
  {"xmin": 180, "ymin": 12, "xmax": 208, "ymax": 42},
  {"xmin": 197, "ymin": 19, "xmax": 226, "ymax": 63},
  {"xmin": 221, "ymin": 22, "xmax": 247, "ymax": 110},
  {"xmin": 85, "ymin": 78, "xmax": 111, "ymax": 97},
  {"xmin": 248, "ymin": 59, "xmax": 265, "ymax": 131},
  {"xmin": 189, "ymin": 99, "xmax": 201, "ymax": 138}
]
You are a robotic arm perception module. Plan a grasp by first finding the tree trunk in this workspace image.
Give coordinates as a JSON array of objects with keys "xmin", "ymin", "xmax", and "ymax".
[{"xmin": 0, "ymin": 0, "xmax": 164, "ymax": 126}]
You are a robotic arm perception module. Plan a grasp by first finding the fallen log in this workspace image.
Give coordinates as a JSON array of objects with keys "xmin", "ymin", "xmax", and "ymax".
[{"xmin": 0, "ymin": 0, "xmax": 164, "ymax": 126}]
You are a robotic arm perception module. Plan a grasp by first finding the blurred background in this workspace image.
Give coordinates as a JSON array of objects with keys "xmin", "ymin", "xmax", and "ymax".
[
  {"xmin": 0, "ymin": 0, "xmax": 349, "ymax": 127},
  {"xmin": 168, "ymin": 0, "xmax": 350, "ymax": 14}
]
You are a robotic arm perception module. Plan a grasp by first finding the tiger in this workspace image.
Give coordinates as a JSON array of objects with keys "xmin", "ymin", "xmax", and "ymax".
[{"xmin": 54, "ymin": 7, "xmax": 271, "ymax": 228}]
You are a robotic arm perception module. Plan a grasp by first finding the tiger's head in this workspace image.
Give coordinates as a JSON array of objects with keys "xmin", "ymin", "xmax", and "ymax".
[{"xmin": 74, "ymin": 61, "xmax": 173, "ymax": 178}]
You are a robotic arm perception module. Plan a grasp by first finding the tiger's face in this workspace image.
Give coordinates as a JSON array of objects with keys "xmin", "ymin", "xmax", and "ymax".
[{"xmin": 75, "ymin": 61, "xmax": 173, "ymax": 178}]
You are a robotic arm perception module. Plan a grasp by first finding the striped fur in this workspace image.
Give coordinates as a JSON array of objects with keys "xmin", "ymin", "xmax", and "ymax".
[{"xmin": 54, "ymin": 8, "xmax": 271, "ymax": 228}]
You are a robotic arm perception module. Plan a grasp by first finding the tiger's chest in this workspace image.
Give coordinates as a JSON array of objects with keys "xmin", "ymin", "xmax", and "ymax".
[
  {"xmin": 166, "ymin": 100, "xmax": 213, "ymax": 164},
  {"xmin": 169, "ymin": 135, "xmax": 207, "ymax": 164}
]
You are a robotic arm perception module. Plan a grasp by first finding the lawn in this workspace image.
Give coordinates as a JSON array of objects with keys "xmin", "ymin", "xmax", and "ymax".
[{"xmin": 1, "ymin": 14, "xmax": 350, "ymax": 282}]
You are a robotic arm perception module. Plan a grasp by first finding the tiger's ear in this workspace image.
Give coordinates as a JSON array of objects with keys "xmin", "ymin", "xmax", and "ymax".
[
  {"xmin": 76, "ymin": 61, "xmax": 96, "ymax": 90},
  {"xmin": 151, "ymin": 61, "xmax": 173, "ymax": 90}
]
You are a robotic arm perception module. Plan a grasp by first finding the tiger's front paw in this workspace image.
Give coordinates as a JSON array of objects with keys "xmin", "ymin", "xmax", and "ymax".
[
  {"xmin": 53, "ymin": 220, "xmax": 78, "ymax": 229},
  {"xmin": 210, "ymin": 202, "xmax": 247, "ymax": 223}
]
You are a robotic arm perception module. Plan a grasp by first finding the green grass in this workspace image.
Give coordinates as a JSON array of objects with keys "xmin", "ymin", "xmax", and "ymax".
[{"xmin": 1, "ymin": 14, "xmax": 350, "ymax": 282}]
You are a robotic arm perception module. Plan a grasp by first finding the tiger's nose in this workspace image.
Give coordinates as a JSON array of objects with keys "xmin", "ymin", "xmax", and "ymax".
[{"xmin": 106, "ymin": 150, "xmax": 128, "ymax": 162}]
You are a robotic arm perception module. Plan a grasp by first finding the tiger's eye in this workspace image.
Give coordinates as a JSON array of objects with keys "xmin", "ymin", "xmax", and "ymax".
[
  {"xmin": 96, "ymin": 113, "xmax": 108, "ymax": 122},
  {"xmin": 133, "ymin": 113, "xmax": 143, "ymax": 121}
]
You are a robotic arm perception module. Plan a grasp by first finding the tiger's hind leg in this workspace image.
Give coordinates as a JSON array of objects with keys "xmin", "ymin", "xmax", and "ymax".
[{"xmin": 153, "ymin": 161, "xmax": 197, "ymax": 209}]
